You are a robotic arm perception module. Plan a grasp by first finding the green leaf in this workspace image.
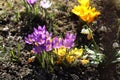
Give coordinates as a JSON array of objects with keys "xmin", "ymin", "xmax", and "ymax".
[
  {"xmin": 17, "ymin": 43, "xmax": 21, "ymax": 58},
  {"xmin": 116, "ymin": 50, "xmax": 120, "ymax": 57}
]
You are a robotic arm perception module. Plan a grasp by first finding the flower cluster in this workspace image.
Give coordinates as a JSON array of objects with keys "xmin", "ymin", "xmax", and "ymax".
[
  {"xmin": 72, "ymin": 0, "xmax": 100, "ymax": 23},
  {"xmin": 25, "ymin": 0, "xmax": 52, "ymax": 22},
  {"xmin": 25, "ymin": 25, "xmax": 104, "ymax": 66},
  {"xmin": 53, "ymin": 33, "xmax": 76, "ymax": 49},
  {"xmin": 71, "ymin": 0, "xmax": 104, "ymax": 66},
  {"xmin": 52, "ymin": 33, "xmax": 76, "ymax": 60},
  {"xmin": 24, "ymin": 0, "xmax": 104, "ymax": 68},
  {"xmin": 53, "ymin": 47, "xmax": 90, "ymax": 65},
  {"xmin": 66, "ymin": 46, "xmax": 104, "ymax": 65},
  {"xmin": 25, "ymin": 25, "xmax": 53, "ymax": 53},
  {"xmin": 26, "ymin": 0, "xmax": 52, "ymax": 9},
  {"xmin": 25, "ymin": 25, "xmax": 76, "ymax": 54}
]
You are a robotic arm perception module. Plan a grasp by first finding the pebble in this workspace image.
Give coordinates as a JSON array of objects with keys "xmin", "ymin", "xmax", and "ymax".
[{"xmin": 113, "ymin": 42, "xmax": 119, "ymax": 48}]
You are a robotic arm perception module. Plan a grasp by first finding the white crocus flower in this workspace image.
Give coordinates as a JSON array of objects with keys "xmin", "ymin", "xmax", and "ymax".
[{"xmin": 40, "ymin": 0, "xmax": 52, "ymax": 9}]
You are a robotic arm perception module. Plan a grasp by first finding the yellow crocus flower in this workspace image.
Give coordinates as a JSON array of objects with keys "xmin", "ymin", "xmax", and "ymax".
[
  {"xmin": 73, "ymin": 48, "xmax": 83, "ymax": 58},
  {"xmin": 66, "ymin": 56, "xmax": 75, "ymax": 63},
  {"xmin": 66, "ymin": 48, "xmax": 83, "ymax": 63},
  {"xmin": 72, "ymin": 0, "xmax": 100, "ymax": 23},
  {"xmin": 80, "ymin": 58, "xmax": 89, "ymax": 65},
  {"xmin": 53, "ymin": 46, "xmax": 67, "ymax": 57}
]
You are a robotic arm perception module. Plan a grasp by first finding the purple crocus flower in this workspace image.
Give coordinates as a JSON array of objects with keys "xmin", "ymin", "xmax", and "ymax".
[
  {"xmin": 52, "ymin": 37, "xmax": 63, "ymax": 49},
  {"xmin": 45, "ymin": 38, "xmax": 53, "ymax": 51},
  {"xmin": 65, "ymin": 32, "xmax": 76, "ymax": 42},
  {"xmin": 33, "ymin": 26, "xmax": 47, "ymax": 45},
  {"xmin": 25, "ymin": 25, "xmax": 76, "ymax": 54},
  {"xmin": 63, "ymin": 39, "xmax": 74, "ymax": 49},
  {"xmin": 24, "ymin": 34, "xmax": 35, "ymax": 44},
  {"xmin": 37, "ymin": 25, "xmax": 46, "ymax": 33},
  {"xmin": 25, "ymin": 25, "xmax": 53, "ymax": 54},
  {"xmin": 26, "ymin": 0, "xmax": 37, "ymax": 5},
  {"xmin": 32, "ymin": 45, "xmax": 45, "ymax": 53},
  {"xmin": 45, "ymin": 31, "xmax": 52, "ymax": 39},
  {"xmin": 40, "ymin": 0, "xmax": 52, "ymax": 9},
  {"xmin": 63, "ymin": 32, "xmax": 76, "ymax": 49},
  {"xmin": 44, "ymin": 31, "xmax": 53, "ymax": 51}
]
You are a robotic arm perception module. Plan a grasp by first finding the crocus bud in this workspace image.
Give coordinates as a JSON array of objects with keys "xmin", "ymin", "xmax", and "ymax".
[{"xmin": 26, "ymin": 0, "xmax": 37, "ymax": 6}]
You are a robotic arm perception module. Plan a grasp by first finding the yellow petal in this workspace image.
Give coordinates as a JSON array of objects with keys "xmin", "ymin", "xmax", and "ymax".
[
  {"xmin": 78, "ymin": 0, "xmax": 90, "ymax": 7},
  {"xmin": 53, "ymin": 47, "xmax": 67, "ymax": 57},
  {"xmin": 87, "ymin": 34, "xmax": 93, "ymax": 40},
  {"xmin": 28, "ymin": 56, "xmax": 35, "ymax": 63},
  {"xmin": 74, "ymin": 48, "xmax": 83, "ymax": 57},
  {"xmin": 66, "ymin": 56, "xmax": 75, "ymax": 63},
  {"xmin": 80, "ymin": 59, "xmax": 89, "ymax": 65}
]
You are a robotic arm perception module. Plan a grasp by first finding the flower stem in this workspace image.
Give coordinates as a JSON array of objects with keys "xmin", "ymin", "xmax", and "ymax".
[{"xmin": 85, "ymin": 24, "xmax": 100, "ymax": 62}]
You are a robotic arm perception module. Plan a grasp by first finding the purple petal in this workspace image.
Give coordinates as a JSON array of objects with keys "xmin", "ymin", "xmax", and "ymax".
[{"xmin": 26, "ymin": 0, "xmax": 37, "ymax": 5}]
